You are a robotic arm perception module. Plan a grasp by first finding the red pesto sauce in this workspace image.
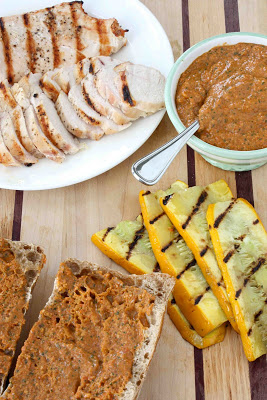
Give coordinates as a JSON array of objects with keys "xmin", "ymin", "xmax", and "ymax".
[{"xmin": 176, "ymin": 43, "xmax": 267, "ymax": 151}]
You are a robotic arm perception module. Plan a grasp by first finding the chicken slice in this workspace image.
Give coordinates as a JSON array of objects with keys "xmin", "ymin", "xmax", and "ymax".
[
  {"xmin": 31, "ymin": 92, "xmax": 79, "ymax": 154},
  {"xmin": 114, "ymin": 63, "xmax": 165, "ymax": 114},
  {"xmin": 82, "ymin": 73, "xmax": 132, "ymax": 125},
  {"xmin": 40, "ymin": 73, "xmax": 61, "ymax": 102},
  {"xmin": 55, "ymin": 91, "xmax": 103, "ymax": 140},
  {"xmin": 11, "ymin": 73, "xmax": 43, "ymax": 110},
  {"xmin": 0, "ymin": 111, "xmax": 37, "ymax": 164},
  {"xmin": 0, "ymin": 116, "xmax": 21, "ymax": 166},
  {"xmin": 0, "ymin": 80, "xmax": 42, "ymax": 159},
  {"xmin": 68, "ymin": 84, "xmax": 129, "ymax": 135},
  {"xmin": 25, "ymin": 106, "xmax": 65, "ymax": 163}
]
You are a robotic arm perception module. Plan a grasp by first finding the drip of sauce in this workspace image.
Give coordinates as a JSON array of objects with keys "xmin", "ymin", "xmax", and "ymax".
[{"xmin": 176, "ymin": 43, "xmax": 267, "ymax": 151}]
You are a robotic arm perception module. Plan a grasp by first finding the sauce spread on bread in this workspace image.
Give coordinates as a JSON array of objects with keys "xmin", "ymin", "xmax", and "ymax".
[
  {"xmin": 176, "ymin": 43, "xmax": 267, "ymax": 151},
  {"xmin": 0, "ymin": 239, "xmax": 28, "ymax": 386},
  {"xmin": 4, "ymin": 263, "xmax": 155, "ymax": 399}
]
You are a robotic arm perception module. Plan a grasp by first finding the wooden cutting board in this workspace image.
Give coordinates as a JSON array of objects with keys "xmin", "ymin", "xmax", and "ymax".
[{"xmin": 0, "ymin": 0, "xmax": 266, "ymax": 399}]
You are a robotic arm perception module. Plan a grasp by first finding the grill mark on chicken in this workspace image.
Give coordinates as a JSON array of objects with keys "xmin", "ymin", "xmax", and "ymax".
[
  {"xmin": 213, "ymin": 200, "xmax": 235, "ymax": 228},
  {"xmin": 0, "ymin": 82, "xmax": 16, "ymax": 108},
  {"xmin": 126, "ymin": 226, "xmax": 145, "ymax": 260},
  {"xmin": 77, "ymin": 109, "xmax": 100, "ymax": 126},
  {"xmin": 70, "ymin": 2, "xmax": 84, "ymax": 63},
  {"xmin": 149, "ymin": 212, "xmax": 165, "ymax": 225},
  {"xmin": 35, "ymin": 104, "xmax": 59, "ymax": 148},
  {"xmin": 0, "ymin": 18, "xmax": 14, "ymax": 84},
  {"xmin": 153, "ymin": 263, "xmax": 160, "ymax": 272},
  {"xmin": 23, "ymin": 14, "xmax": 37, "ymax": 73},
  {"xmin": 12, "ymin": 109, "xmax": 23, "ymax": 144},
  {"xmin": 96, "ymin": 19, "xmax": 111, "ymax": 55},
  {"xmin": 120, "ymin": 71, "xmax": 135, "ymax": 106},
  {"xmin": 45, "ymin": 8, "xmax": 60, "ymax": 69},
  {"xmin": 82, "ymin": 84, "xmax": 100, "ymax": 115},
  {"xmin": 102, "ymin": 227, "xmax": 114, "ymax": 242},
  {"xmin": 182, "ymin": 190, "xmax": 208, "ymax": 230},
  {"xmin": 194, "ymin": 287, "xmax": 210, "ymax": 305},
  {"xmin": 177, "ymin": 259, "xmax": 197, "ymax": 280},
  {"xmin": 235, "ymin": 257, "xmax": 266, "ymax": 299}
]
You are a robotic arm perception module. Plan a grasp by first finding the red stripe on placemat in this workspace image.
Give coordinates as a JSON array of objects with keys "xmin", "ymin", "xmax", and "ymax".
[
  {"xmin": 12, "ymin": 191, "xmax": 23, "ymax": 241},
  {"xmin": 182, "ymin": 1, "xmax": 204, "ymax": 399},
  {"xmin": 224, "ymin": 1, "xmax": 267, "ymax": 398}
]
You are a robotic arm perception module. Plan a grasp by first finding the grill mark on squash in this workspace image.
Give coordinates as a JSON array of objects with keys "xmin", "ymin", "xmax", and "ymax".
[
  {"xmin": 120, "ymin": 71, "xmax": 135, "ymax": 107},
  {"xmin": 171, "ymin": 297, "xmax": 176, "ymax": 305},
  {"xmin": 45, "ymin": 8, "xmax": 60, "ymax": 69},
  {"xmin": 247, "ymin": 309, "xmax": 264, "ymax": 337},
  {"xmin": 126, "ymin": 226, "xmax": 145, "ymax": 260},
  {"xmin": 214, "ymin": 200, "xmax": 235, "ymax": 228},
  {"xmin": 153, "ymin": 263, "xmax": 160, "ymax": 272},
  {"xmin": 142, "ymin": 191, "xmax": 151, "ymax": 196},
  {"xmin": 0, "ymin": 18, "xmax": 14, "ymax": 84},
  {"xmin": 161, "ymin": 234, "xmax": 182, "ymax": 253},
  {"xmin": 23, "ymin": 13, "xmax": 37, "ymax": 73},
  {"xmin": 194, "ymin": 286, "xmax": 210, "ymax": 305},
  {"xmin": 162, "ymin": 194, "xmax": 173, "ymax": 206},
  {"xmin": 253, "ymin": 219, "xmax": 259, "ymax": 225},
  {"xmin": 102, "ymin": 227, "xmax": 114, "ymax": 242},
  {"xmin": 235, "ymin": 257, "xmax": 266, "ymax": 299},
  {"xmin": 200, "ymin": 246, "xmax": 208, "ymax": 257},
  {"xmin": 70, "ymin": 2, "xmax": 84, "ymax": 63},
  {"xmin": 149, "ymin": 212, "xmax": 165, "ymax": 225},
  {"xmin": 223, "ymin": 249, "xmax": 234, "ymax": 263},
  {"xmin": 177, "ymin": 259, "xmax": 197, "ymax": 280},
  {"xmin": 182, "ymin": 190, "xmax": 208, "ymax": 230}
]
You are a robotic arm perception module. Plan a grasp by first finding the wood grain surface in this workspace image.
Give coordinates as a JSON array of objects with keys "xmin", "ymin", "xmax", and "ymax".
[{"xmin": 0, "ymin": 0, "xmax": 266, "ymax": 399}]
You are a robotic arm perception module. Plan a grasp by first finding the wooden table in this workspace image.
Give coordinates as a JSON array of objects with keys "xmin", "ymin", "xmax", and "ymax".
[{"xmin": 0, "ymin": 0, "xmax": 266, "ymax": 399}]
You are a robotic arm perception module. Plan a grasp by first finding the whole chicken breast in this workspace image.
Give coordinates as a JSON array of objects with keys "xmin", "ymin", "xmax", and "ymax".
[{"xmin": 0, "ymin": 1, "xmax": 127, "ymax": 84}]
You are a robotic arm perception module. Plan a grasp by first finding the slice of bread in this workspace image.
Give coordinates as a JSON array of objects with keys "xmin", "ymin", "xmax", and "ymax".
[
  {"xmin": 0, "ymin": 239, "xmax": 45, "ymax": 394},
  {"xmin": 2, "ymin": 259, "xmax": 175, "ymax": 400}
]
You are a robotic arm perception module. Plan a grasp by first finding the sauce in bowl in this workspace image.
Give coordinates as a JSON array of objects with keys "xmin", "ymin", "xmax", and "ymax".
[{"xmin": 176, "ymin": 43, "xmax": 267, "ymax": 151}]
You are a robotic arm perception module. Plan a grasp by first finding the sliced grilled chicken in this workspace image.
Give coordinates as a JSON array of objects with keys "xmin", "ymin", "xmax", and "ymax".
[
  {"xmin": 31, "ymin": 92, "xmax": 79, "ymax": 154},
  {"xmin": 0, "ymin": 1, "xmax": 127, "ymax": 84},
  {"xmin": 0, "ymin": 117, "xmax": 21, "ymax": 166},
  {"xmin": 11, "ymin": 73, "xmax": 43, "ymax": 110},
  {"xmin": 25, "ymin": 106, "xmax": 65, "ymax": 163},
  {"xmin": 82, "ymin": 73, "xmax": 132, "ymax": 125},
  {"xmin": 40, "ymin": 74, "xmax": 61, "ymax": 102},
  {"xmin": 0, "ymin": 111, "xmax": 37, "ymax": 164},
  {"xmin": 68, "ymin": 84, "xmax": 130, "ymax": 135},
  {"xmin": 114, "ymin": 62, "xmax": 166, "ymax": 114},
  {"xmin": 0, "ymin": 80, "xmax": 42, "ymax": 159},
  {"xmin": 55, "ymin": 91, "xmax": 103, "ymax": 140}
]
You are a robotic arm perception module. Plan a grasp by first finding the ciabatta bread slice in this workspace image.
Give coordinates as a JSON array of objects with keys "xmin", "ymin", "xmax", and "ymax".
[
  {"xmin": 2, "ymin": 260, "xmax": 174, "ymax": 400},
  {"xmin": 0, "ymin": 239, "xmax": 45, "ymax": 394}
]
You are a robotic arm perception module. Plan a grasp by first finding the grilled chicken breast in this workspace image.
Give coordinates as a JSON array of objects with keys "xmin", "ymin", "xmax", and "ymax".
[
  {"xmin": 0, "ymin": 1, "xmax": 127, "ymax": 84},
  {"xmin": 0, "ymin": 55, "xmax": 165, "ymax": 166}
]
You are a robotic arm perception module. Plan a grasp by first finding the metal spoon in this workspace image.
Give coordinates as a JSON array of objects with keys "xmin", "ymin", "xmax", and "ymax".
[{"xmin": 132, "ymin": 120, "xmax": 199, "ymax": 185}]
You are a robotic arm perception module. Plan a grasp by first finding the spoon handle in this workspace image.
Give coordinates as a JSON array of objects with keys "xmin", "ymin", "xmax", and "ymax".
[{"xmin": 132, "ymin": 120, "xmax": 200, "ymax": 186}]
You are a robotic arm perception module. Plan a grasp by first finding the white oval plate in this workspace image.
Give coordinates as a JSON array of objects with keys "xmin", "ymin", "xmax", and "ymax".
[{"xmin": 0, "ymin": 0, "xmax": 173, "ymax": 190}]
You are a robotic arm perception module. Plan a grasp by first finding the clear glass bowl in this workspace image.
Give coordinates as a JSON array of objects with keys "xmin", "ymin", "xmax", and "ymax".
[{"xmin": 165, "ymin": 32, "xmax": 267, "ymax": 171}]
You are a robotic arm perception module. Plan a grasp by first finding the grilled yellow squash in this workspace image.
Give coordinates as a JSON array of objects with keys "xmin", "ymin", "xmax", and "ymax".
[
  {"xmin": 91, "ymin": 215, "xmax": 159, "ymax": 275},
  {"xmin": 160, "ymin": 180, "xmax": 238, "ymax": 332},
  {"xmin": 92, "ymin": 215, "xmax": 225, "ymax": 348},
  {"xmin": 140, "ymin": 181, "xmax": 227, "ymax": 337},
  {"xmin": 168, "ymin": 295, "xmax": 226, "ymax": 349},
  {"xmin": 207, "ymin": 198, "xmax": 267, "ymax": 361}
]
